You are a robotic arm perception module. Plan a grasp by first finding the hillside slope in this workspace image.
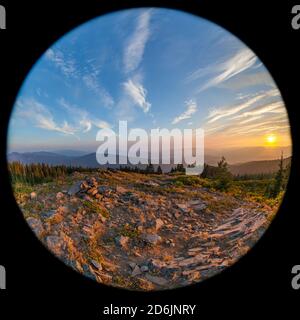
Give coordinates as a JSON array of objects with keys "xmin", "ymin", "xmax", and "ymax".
[
  {"xmin": 229, "ymin": 157, "xmax": 291, "ymax": 175},
  {"xmin": 16, "ymin": 171, "xmax": 274, "ymax": 290}
]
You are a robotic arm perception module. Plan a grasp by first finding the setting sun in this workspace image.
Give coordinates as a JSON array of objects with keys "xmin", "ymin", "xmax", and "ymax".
[{"xmin": 265, "ymin": 134, "xmax": 277, "ymax": 145}]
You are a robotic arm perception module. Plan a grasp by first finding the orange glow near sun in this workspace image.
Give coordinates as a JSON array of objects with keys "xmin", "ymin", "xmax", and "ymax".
[{"xmin": 265, "ymin": 134, "xmax": 277, "ymax": 145}]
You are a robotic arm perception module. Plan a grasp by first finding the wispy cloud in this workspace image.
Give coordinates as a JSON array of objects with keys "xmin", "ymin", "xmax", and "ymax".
[
  {"xmin": 16, "ymin": 98, "xmax": 77, "ymax": 136},
  {"xmin": 172, "ymin": 100, "xmax": 197, "ymax": 124},
  {"xmin": 218, "ymin": 71, "xmax": 275, "ymax": 90},
  {"xmin": 59, "ymin": 98, "xmax": 111, "ymax": 130},
  {"xmin": 46, "ymin": 48, "xmax": 114, "ymax": 108},
  {"xmin": 45, "ymin": 48, "xmax": 77, "ymax": 78},
  {"xmin": 83, "ymin": 73, "xmax": 114, "ymax": 107},
  {"xmin": 207, "ymin": 93, "xmax": 265, "ymax": 123},
  {"xmin": 204, "ymin": 89, "xmax": 289, "ymax": 140},
  {"xmin": 123, "ymin": 78, "xmax": 151, "ymax": 113},
  {"xmin": 231, "ymin": 101, "xmax": 284, "ymax": 119},
  {"xmin": 187, "ymin": 48, "xmax": 257, "ymax": 91},
  {"xmin": 123, "ymin": 10, "xmax": 152, "ymax": 73}
]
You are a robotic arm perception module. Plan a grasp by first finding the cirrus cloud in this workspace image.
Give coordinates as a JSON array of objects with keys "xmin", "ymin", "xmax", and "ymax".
[
  {"xmin": 172, "ymin": 100, "xmax": 197, "ymax": 124},
  {"xmin": 123, "ymin": 78, "xmax": 151, "ymax": 113}
]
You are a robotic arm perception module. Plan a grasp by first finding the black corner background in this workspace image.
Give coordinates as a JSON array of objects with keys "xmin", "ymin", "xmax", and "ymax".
[{"xmin": 0, "ymin": 0, "xmax": 299, "ymax": 318}]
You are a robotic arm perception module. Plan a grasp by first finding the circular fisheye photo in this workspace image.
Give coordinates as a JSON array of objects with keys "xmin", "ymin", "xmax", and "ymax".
[{"xmin": 7, "ymin": 8, "xmax": 291, "ymax": 291}]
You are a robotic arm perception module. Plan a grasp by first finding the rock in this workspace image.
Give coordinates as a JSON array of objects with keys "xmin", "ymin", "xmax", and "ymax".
[
  {"xmin": 166, "ymin": 239, "xmax": 175, "ymax": 247},
  {"xmin": 145, "ymin": 181, "xmax": 159, "ymax": 187},
  {"xmin": 89, "ymin": 177, "xmax": 98, "ymax": 186},
  {"xmin": 182, "ymin": 270, "xmax": 201, "ymax": 281},
  {"xmin": 142, "ymin": 233, "xmax": 162, "ymax": 245},
  {"xmin": 155, "ymin": 218, "xmax": 164, "ymax": 231},
  {"xmin": 81, "ymin": 264, "xmax": 97, "ymax": 281},
  {"xmin": 131, "ymin": 265, "xmax": 141, "ymax": 276},
  {"xmin": 68, "ymin": 181, "xmax": 82, "ymax": 196},
  {"xmin": 129, "ymin": 262, "xmax": 137, "ymax": 269},
  {"xmin": 178, "ymin": 254, "xmax": 206, "ymax": 267},
  {"xmin": 41, "ymin": 210, "xmax": 56, "ymax": 219},
  {"xmin": 149, "ymin": 259, "xmax": 166, "ymax": 270},
  {"xmin": 115, "ymin": 235, "xmax": 129, "ymax": 248},
  {"xmin": 30, "ymin": 192, "xmax": 37, "ymax": 200},
  {"xmin": 81, "ymin": 181, "xmax": 89, "ymax": 189},
  {"xmin": 177, "ymin": 203, "xmax": 189, "ymax": 213},
  {"xmin": 193, "ymin": 203, "xmax": 207, "ymax": 212},
  {"xmin": 26, "ymin": 217, "xmax": 44, "ymax": 237},
  {"xmin": 56, "ymin": 192, "xmax": 64, "ymax": 200},
  {"xmin": 133, "ymin": 251, "xmax": 142, "ymax": 257},
  {"xmin": 87, "ymin": 187, "xmax": 98, "ymax": 196},
  {"xmin": 46, "ymin": 236, "xmax": 65, "ymax": 256},
  {"xmin": 98, "ymin": 186, "xmax": 111, "ymax": 194},
  {"xmin": 91, "ymin": 260, "xmax": 102, "ymax": 270},
  {"xmin": 116, "ymin": 186, "xmax": 128, "ymax": 194},
  {"xmin": 145, "ymin": 274, "xmax": 168, "ymax": 286},
  {"xmin": 140, "ymin": 265, "xmax": 149, "ymax": 272},
  {"xmin": 137, "ymin": 225, "xmax": 144, "ymax": 232},
  {"xmin": 174, "ymin": 212, "xmax": 181, "ymax": 219},
  {"xmin": 57, "ymin": 206, "xmax": 70, "ymax": 215},
  {"xmin": 75, "ymin": 261, "xmax": 83, "ymax": 273}
]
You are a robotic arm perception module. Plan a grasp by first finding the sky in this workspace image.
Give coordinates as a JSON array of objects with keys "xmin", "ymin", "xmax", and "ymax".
[{"xmin": 7, "ymin": 8, "xmax": 292, "ymax": 155}]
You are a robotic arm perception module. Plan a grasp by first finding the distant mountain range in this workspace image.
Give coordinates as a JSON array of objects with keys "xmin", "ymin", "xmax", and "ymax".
[
  {"xmin": 229, "ymin": 157, "xmax": 291, "ymax": 175},
  {"xmin": 7, "ymin": 150, "xmax": 292, "ymax": 175}
]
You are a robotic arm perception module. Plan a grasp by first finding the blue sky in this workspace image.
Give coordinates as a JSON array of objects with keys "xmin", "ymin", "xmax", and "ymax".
[{"xmin": 8, "ymin": 8, "xmax": 291, "ymax": 152}]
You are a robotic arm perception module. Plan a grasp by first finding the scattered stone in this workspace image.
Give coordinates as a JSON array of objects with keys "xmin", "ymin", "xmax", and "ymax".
[
  {"xmin": 115, "ymin": 235, "xmax": 129, "ymax": 248},
  {"xmin": 30, "ymin": 192, "xmax": 37, "ymax": 200},
  {"xmin": 116, "ymin": 186, "xmax": 128, "ymax": 194},
  {"xmin": 91, "ymin": 260, "xmax": 102, "ymax": 270},
  {"xmin": 193, "ymin": 203, "xmax": 207, "ymax": 212},
  {"xmin": 140, "ymin": 265, "xmax": 149, "ymax": 272},
  {"xmin": 142, "ymin": 233, "xmax": 162, "ymax": 245},
  {"xmin": 182, "ymin": 270, "xmax": 201, "ymax": 281},
  {"xmin": 166, "ymin": 239, "xmax": 175, "ymax": 247},
  {"xmin": 98, "ymin": 186, "xmax": 111, "ymax": 194},
  {"xmin": 177, "ymin": 204, "xmax": 189, "ymax": 213},
  {"xmin": 174, "ymin": 212, "xmax": 181, "ymax": 219},
  {"xmin": 129, "ymin": 262, "xmax": 137, "ymax": 269},
  {"xmin": 145, "ymin": 274, "xmax": 168, "ymax": 286},
  {"xmin": 87, "ymin": 187, "xmax": 98, "ymax": 196},
  {"xmin": 57, "ymin": 206, "xmax": 70, "ymax": 215},
  {"xmin": 68, "ymin": 181, "xmax": 82, "ymax": 196},
  {"xmin": 149, "ymin": 259, "xmax": 166, "ymax": 270},
  {"xmin": 45, "ymin": 236, "xmax": 65, "ymax": 256},
  {"xmin": 81, "ymin": 181, "xmax": 89, "ymax": 189},
  {"xmin": 178, "ymin": 254, "xmax": 206, "ymax": 267},
  {"xmin": 155, "ymin": 218, "xmax": 164, "ymax": 231},
  {"xmin": 56, "ymin": 192, "xmax": 64, "ymax": 200},
  {"xmin": 26, "ymin": 217, "xmax": 44, "ymax": 237},
  {"xmin": 41, "ymin": 210, "xmax": 57, "ymax": 219},
  {"xmin": 133, "ymin": 251, "xmax": 142, "ymax": 257},
  {"xmin": 145, "ymin": 181, "xmax": 159, "ymax": 187},
  {"xmin": 131, "ymin": 265, "xmax": 141, "ymax": 276},
  {"xmin": 137, "ymin": 225, "xmax": 144, "ymax": 232}
]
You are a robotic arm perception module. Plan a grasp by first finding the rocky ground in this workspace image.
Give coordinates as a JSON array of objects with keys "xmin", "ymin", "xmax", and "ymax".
[{"xmin": 17, "ymin": 170, "xmax": 274, "ymax": 291}]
